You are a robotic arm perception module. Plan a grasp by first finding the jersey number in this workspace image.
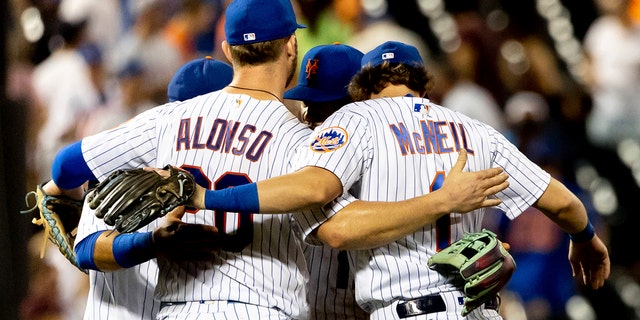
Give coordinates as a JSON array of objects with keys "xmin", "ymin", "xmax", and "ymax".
[
  {"xmin": 432, "ymin": 171, "xmax": 452, "ymax": 251},
  {"xmin": 181, "ymin": 166, "xmax": 254, "ymax": 252},
  {"xmin": 336, "ymin": 250, "xmax": 350, "ymax": 289},
  {"xmin": 334, "ymin": 172, "xmax": 453, "ymax": 287}
]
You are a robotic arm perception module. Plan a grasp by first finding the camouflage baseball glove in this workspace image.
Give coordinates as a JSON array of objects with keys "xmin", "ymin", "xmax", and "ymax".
[
  {"xmin": 21, "ymin": 183, "xmax": 87, "ymax": 273},
  {"xmin": 427, "ymin": 229, "xmax": 516, "ymax": 316},
  {"xmin": 87, "ymin": 165, "xmax": 196, "ymax": 233}
]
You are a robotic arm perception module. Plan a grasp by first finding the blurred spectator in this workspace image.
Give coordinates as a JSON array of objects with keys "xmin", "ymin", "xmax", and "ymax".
[
  {"xmin": 346, "ymin": 1, "xmax": 431, "ymax": 61},
  {"xmin": 31, "ymin": 13, "xmax": 102, "ymax": 182},
  {"xmin": 78, "ymin": 42, "xmax": 108, "ymax": 105},
  {"xmin": 163, "ymin": 0, "xmax": 219, "ymax": 63},
  {"xmin": 432, "ymin": 56, "xmax": 507, "ymax": 133},
  {"xmin": 13, "ymin": 0, "xmax": 62, "ymax": 65},
  {"xmin": 295, "ymin": 0, "xmax": 355, "ymax": 56},
  {"xmin": 433, "ymin": 10, "xmax": 507, "ymax": 133},
  {"xmin": 499, "ymin": 207, "xmax": 576, "ymax": 320},
  {"xmin": 484, "ymin": 91, "xmax": 603, "ymax": 320},
  {"xmin": 493, "ymin": 6, "xmax": 590, "ymax": 178},
  {"xmin": 582, "ymin": 0, "xmax": 640, "ymax": 293},
  {"xmin": 80, "ymin": 59, "xmax": 155, "ymax": 136},
  {"xmin": 583, "ymin": 0, "xmax": 640, "ymax": 149},
  {"xmin": 502, "ymin": 92, "xmax": 564, "ymax": 160},
  {"xmin": 192, "ymin": 0, "xmax": 226, "ymax": 55},
  {"xmin": 288, "ymin": 0, "xmax": 359, "ymax": 115},
  {"xmin": 58, "ymin": 0, "xmax": 123, "ymax": 57},
  {"xmin": 107, "ymin": 0, "xmax": 182, "ymax": 104}
]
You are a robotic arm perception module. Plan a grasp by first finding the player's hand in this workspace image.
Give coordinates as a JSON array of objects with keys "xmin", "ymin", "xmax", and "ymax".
[
  {"xmin": 569, "ymin": 234, "xmax": 610, "ymax": 289},
  {"xmin": 441, "ymin": 149, "xmax": 509, "ymax": 213},
  {"xmin": 152, "ymin": 206, "xmax": 221, "ymax": 261},
  {"xmin": 143, "ymin": 166, "xmax": 207, "ymax": 210}
]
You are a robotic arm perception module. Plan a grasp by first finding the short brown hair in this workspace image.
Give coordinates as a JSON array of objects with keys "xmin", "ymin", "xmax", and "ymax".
[
  {"xmin": 348, "ymin": 62, "xmax": 432, "ymax": 101},
  {"xmin": 228, "ymin": 36, "xmax": 291, "ymax": 66}
]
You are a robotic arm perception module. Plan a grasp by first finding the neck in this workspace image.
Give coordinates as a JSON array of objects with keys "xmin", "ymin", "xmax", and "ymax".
[
  {"xmin": 226, "ymin": 85, "xmax": 283, "ymax": 103},
  {"xmin": 224, "ymin": 63, "xmax": 288, "ymax": 102}
]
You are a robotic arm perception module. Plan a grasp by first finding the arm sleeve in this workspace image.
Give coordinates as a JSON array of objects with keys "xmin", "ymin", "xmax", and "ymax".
[
  {"xmin": 51, "ymin": 140, "xmax": 97, "ymax": 189},
  {"xmin": 489, "ymin": 127, "xmax": 551, "ymax": 218}
]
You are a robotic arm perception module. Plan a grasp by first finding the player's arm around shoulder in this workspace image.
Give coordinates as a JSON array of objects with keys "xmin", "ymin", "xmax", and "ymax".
[
  {"xmin": 314, "ymin": 150, "xmax": 510, "ymax": 250},
  {"xmin": 533, "ymin": 177, "xmax": 610, "ymax": 289},
  {"xmin": 189, "ymin": 165, "xmax": 344, "ymax": 214}
]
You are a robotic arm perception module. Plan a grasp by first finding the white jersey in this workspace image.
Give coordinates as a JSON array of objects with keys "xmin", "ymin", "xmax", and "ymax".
[
  {"xmin": 303, "ymin": 243, "xmax": 367, "ymax": 320},
  {"xmin": 296, "ymin": 96, "xmax": 551, "ymax": 318},
  {"xmin": 80, "ymin": 91, "xmax": 313, "ymax": 319},
  {"xmin": 75, "ymin": 201, "xmax": 159, "ymax": 320}
]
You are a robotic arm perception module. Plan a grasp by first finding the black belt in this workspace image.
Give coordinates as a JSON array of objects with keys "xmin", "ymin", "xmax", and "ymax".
[
  {"xmin": 396, "ymin": 294, "xmax": 499, "ymax": 318},
  {"xmin": 160, "ymin": 300, "xmax": 230, "ymax": 309}
]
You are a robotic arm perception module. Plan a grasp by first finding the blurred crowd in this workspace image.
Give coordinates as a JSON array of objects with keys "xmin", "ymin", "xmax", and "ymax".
[{"xmin": 5, "ymin": 0, "xmax": 640, "ymax": 319}]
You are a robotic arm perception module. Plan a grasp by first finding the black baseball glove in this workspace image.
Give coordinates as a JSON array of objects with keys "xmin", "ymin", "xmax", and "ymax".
[{"xmin": 87, "ymin": 165, "xmax": 196, "ymax": 233}]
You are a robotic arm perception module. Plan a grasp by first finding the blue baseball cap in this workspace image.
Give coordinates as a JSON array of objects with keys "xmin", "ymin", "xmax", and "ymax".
[
  {"xmin": 284, "ymin": 43, "xmax": 363, "ymax": 103},
  {"xmin": 167, "ymin": 56, "xmax": 233, "ymax": 102},
  {"xmin": 361, "ymin": 41, "xmax": 424, "ymax": 68},
  {"xmin": 224, "ymin": 0, "xmax": 306, "ymax": 45}
]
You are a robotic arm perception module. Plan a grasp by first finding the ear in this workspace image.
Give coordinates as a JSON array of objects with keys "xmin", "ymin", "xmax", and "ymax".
[
  {"xmin": 286, "ymin": 35, "xmax": 297, "ymax": 59},
  {"xmin": 221, "ymin": 40, "xmax": 233, "ymax": 63}
]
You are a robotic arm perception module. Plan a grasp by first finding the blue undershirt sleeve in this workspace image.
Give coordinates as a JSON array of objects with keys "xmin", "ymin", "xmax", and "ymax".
[
  {"xmin": 204, "ymin": 183, "xmax": 259, "ymax": 212},
  {"xmin": 51, "ymin": 140, "xmax": 97, "ymax": 189},
  {"xmin": 112, "ymin": 232, "xmax": 156, "ymax": 268}
]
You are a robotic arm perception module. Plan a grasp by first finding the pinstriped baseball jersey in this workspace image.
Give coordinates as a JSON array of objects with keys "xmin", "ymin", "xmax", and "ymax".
[
  {"xmin": 291, "ymin": 185, "xmax": 366, "ymax": 319},
  {"xmin": 80, "ymin": 91, "xmax": 313, "ymax": 319},
  {"xmin": 296, "ymin": 96, "xmax": 551, "ymax": 317},
  {"xmin": 75, "ymin": 200, "xmax": 160, "ymax": 320},
  {"xmin": 302, "ymin": 244, "xmax": 367, "ymax": 320}
]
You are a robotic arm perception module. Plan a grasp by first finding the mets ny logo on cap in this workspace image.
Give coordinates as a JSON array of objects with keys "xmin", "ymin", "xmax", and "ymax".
[
  {"xmin": 244, "ymin": 33, "xmax": 256, "ymax": 41},
  {"xmin": 305, "ymin": 59, "xmax": 319, "ymax": 79},
  {"xmin": 310, "ymin": 126, "xmax": 348, "ymax": 152}
]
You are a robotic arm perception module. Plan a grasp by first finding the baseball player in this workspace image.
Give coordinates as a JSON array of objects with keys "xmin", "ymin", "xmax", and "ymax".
[
  {"xmin": 41, "ymin": 1, "xmax": 510, "ymax": 319},
  {"xmin": 187, "ymin": 41, "xmax": 611, "ymax": 319},
  {"xmin": 43, "ymin": 0, "xmax": 313, "ymax": 318},
  {"xmin": 283, "ymin": 43, "xmax": 368, "ymax": 319},
  {"xmin": 74, "ymin": 56, "xmax": 233, "ymax": 320}
]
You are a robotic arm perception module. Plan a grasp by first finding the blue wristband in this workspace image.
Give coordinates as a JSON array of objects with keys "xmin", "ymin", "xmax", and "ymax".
[
  {"xmin": 112, "ymin": 232, "xmax": 156, "ymax": 268},
  {"xmin": 204, "ymin": 183, "xmax": 259, "ymax": 212},
  {"xmin": 569, "ymin": 221, "xmax": 595, "ymax": 243},
  {"xmin": 75, "ymin": 231, "xmax": 102, "ymax": 270}
]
